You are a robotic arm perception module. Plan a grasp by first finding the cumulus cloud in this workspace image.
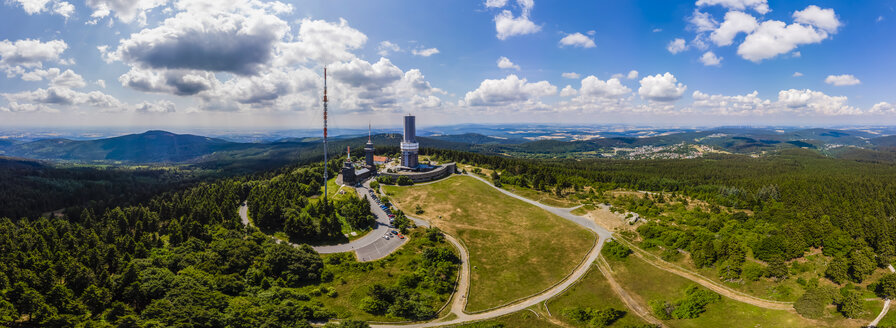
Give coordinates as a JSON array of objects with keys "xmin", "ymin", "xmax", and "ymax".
[
  {"xmin": 412, "ymin": 47, "xmax": 440, "ymax": 57},
  {"xmin": 777, "ymin": 89, "xmax": 858, "ymax": 115},
  {"xmin": 135, "ymin": 100, "xmax": 176, "ymax": 113},
  {"xmin": 638, "ymin": 72, "xmax": 687, "ymax": 102},
  {"xmin": 493, "ymin": 0, "xmax": 540, "ymax": 40},
  {"xmin": 110, "ymin": 9, "xmax": 289, "ymax": 75},
  {"xmin": 0, "ymin": 39, "xmax": 68, "ymax": 70},
  {"xmin": 559, "ymin": 85, "xmax": 577, "ymax": 97},
  {"xmin": 793, "ymin": 72, "xmax": 803, "ymax": 77},
  {"xmin": 870, "ymin": 102, "xmax": 895, "ymax": 114},
  {"xmin": 119, "ymin": 67, "xmax": 217, "ymax": 96},
  {"xmin": 825, "ymin": 74, "xmax": 860, "ymax": 86},
  {"xmin": 696, "ymin": 0, "xmax": 769, "ymax": 15},
  {"xmin": 627, "ymin": 70, "xmax": 639, "ymax": 79},
  {"xmin": 3, "ymin": 87, "xmax": 124, "ymax": 111},
  {"xmin": 16, "ymin": 67, "xmax": 85, "ymax": 88},
  {"xmin": 8, "ymin": 0, "xmax": 75, "ymax": 17},
  {"xmin": 278, "ymin": 18, "xmax": 367, "ymax": 65},
  {"xmin": 497, "ymin": 56, "xmax": 520, "ymax": 70},
  {"xmin": 561, "ymin": 72, "xmax": 580, "ymax": 79},
  {"xmin": 577, "ymin": 76, "xmax": 631, "ymax": 99},
  {"xmin": 690, "ymin": 10, "xmax": 719, "ymax": 32},
  {"xmin": 700, "ymin": 51, "xmax": 722, "ymax": 66},
  {"xmin": 559, "ymin": 32, "xmax": 596, "ymax": 48},
  {"xmin": 793, "ymin": 5, "xmax": 840, "ymax": 32},
  {"xmin": 378, "ymin": 41, "xmax": 401, "ymax": 56},
  {"xmin": 667, "ymin": 38, "xmax": 687, "ymax": 54},
  {"xmin": 737, "ymin": 20, "xmax": 828, "ymax": 62},
  {"xmin": 692, "ymin": 90, "xmax": 770, "ymax": 115},
  {"xmin": 710, "ymin": 11, "xmax": 758, "ymax": 46},
  {"xmin": 85, "ymin": 0, "xmax": 170, "ymax": 24},
  {"xmin": 463, "ymin": 74, "xmax": 556, "ymax": 107},
  {"xmin": 485, "ymin": 0, "xmax": 508, "ymax": 8}
]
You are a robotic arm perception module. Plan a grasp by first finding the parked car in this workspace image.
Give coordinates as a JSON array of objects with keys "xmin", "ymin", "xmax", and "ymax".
[{"xmin": 398, "ymin": 234, "xmax": 405, "ymax": 239}]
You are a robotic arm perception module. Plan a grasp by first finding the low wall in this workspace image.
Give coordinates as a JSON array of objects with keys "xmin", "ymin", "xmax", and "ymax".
[{"xmin": 380, "ymin": 162, "xmax": 455, "ymax": 183}]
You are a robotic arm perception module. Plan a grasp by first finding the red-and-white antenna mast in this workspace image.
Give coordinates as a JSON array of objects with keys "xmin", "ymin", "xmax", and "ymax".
[{"xmin": 323, "ymin": 67, "xmax": 329, "ymax": 198}]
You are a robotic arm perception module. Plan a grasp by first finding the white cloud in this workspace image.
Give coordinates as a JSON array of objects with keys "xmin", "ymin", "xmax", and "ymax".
[
  {"xmin": 737, "ymin": 20, "xmax": 828, "ymax": 62},
  {"xmin": 85, "ymin": 0, "xmax": 170, "ymax": 24},
  {"xmin": 119, "ymin": 67, "xmax": 217, "ymax": 95},
  {"xmin": 497, "ymin": 56, "xmax": 520, "ymax": 70},
  {"xmin": 0, "ymin": 39, "xmax": 68, "ymax": 71},
  {"xmin": 578, "ymin": 76, "xmax": 631, "ymax": 98},
  {"xmin": 653, "ymin": 28, "xmax": 663, "ymax": 32},
  {"xmin": 689, "ymin": 10, "xmax": 719, "ymax": 32},
  {"xmin": 96, "ymin": 79, "xmax": 107, "ymax": 88},
  {"xmin": 710, "ymin": 11, "xmax": 758, "ymax": 46},
  {"xmin": 561, "ymin": 72, "xmax": 580, "ymax": 79},
  {"xmin": 278, "ymin": 18, "xmax": 368, "ymax": 65},
  {"xmin": 870, "ymin": 102, "xmax": 895, "ymax": 114},
  {"xmin": 560, "ymin": 85, "xmax": 577, "ymax": 97},
  {"xmin": 412, "ymin": 47, "xmax": 440, "ymax": 57},
  {"xmin": 493, "ymin": 1, "xmax": 540, "ymax": 40},
  {"xmin": 485, "ymin": 0, "xmax": 508, "ymax": 8},
  {"xmin": 696, "ymin": 0, "xmax": 769, "ymax": 15},
  {"xmin": 692, "ymin": 90, "xmax": 771, "ymax": 115},
  {"xmin": 638, "ymin": 72, "xmax": 687, "ymax": 102},
  {"xmin": 792, "ymin": 72, "xmax": 803, "ymax": 77},
  {"xmin": 50, "ymin": 69, "xmax": 86, "ymax": 88},
  {"xmin": 3, "ymin": 87, "xmax": 124, "ymax": 110},
  {"xmin": 559, "ymin": 32, "xmax": 596, "ymax": 48},
  {"xmin": 777, "ymin": 89, "xmax": 859, "ymax": 115},
  {"xmin": 8, "ymin": 0, "xmax": 73, "ymax": 17},
  {"xmin": 667, "ymin": 38, "xmax": 687, "ymax": 54},
  {"xmin": 793, "ymin": 5, "xmax": 840, "ymax": 32},
  {"xmin": 700, "ymin": 51, "xmax": 722, "ymax": 66},
  {"xmin": 377, "ymin": 41, "xmax": 401, "ymax": 56},
  {"xmin": 135, "ymin": 100, "xmax": 176, "ymax": 113},
  {"xmin": 825, "ymin": 74, "xmax": 860, "ymax": 86},
  {"xmin": 111, "ymin": 8, "xmax": 290, "ymax": 75},
  {"xmin": 463, "ymin": 74, "xmax": 556, "ymax": 107},
  {"xmin": 627, "ymin": 70, "xmax": 639, "ymax": 80}
]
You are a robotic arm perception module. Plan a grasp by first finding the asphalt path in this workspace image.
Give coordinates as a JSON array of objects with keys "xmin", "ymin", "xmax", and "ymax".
[
  {"xmin": 238, "ymin": 179, "xmax": 408, "ymax": 261},
  {"xmin": 372, "ymin": 173, "xmax": 613, "ymax": 328}
]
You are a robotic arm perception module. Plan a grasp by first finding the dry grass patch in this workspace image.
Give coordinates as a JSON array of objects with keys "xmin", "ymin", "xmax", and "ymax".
[{"xmin": 385, "ymin": 175, "xmax": 595, "ymax": 312}]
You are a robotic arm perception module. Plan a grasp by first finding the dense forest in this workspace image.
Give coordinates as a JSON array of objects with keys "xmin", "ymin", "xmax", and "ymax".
[{"xmin": 0, "ymin": 156, "xmax": 459, "ymax": 327}]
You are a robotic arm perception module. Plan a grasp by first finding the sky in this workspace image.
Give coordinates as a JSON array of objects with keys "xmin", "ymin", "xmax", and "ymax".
[{"xmin": 1, "ymin": 0, "xmax": 896, "ymax": 129}]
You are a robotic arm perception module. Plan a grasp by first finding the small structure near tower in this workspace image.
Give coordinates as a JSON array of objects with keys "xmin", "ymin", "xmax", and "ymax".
[{"xmin": 337, "ymin": 146, "xmax": 372, "ymax": 186}]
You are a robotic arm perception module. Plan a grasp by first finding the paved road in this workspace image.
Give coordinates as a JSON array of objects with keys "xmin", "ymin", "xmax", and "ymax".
[
  {"xmin": 372, "ymin": 174, "xmax": 612, "ymax": 328},
  {"xmin": 869, "ymin": 264, "xmax": 896, "ymax": 327},
  {"xmin": 239, "ymin": 179, "xmax": 408, "ymax": 261}
]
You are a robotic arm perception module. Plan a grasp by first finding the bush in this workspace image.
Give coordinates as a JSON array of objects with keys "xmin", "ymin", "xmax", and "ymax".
[
  {"xmin": 671, "ymin": 286, "xmax": 719, "ymax": 319},
  {"xmin": 590, "ymin": 308, "xmax": 625, "ymax": 327},
  {"xmin": 602, "ymin": 240, "xmax": 633, "ymax": 261},
  {"xmin": 396, "ymin": 176, "xmax": 414, "ymax": 186},
  {"xmin": 794, "ymin": 287, "xmax": 835, "ymax": 319},
  {"xmin": 742, "ymin": 262, "xmax": 764, "ymax": 281},
  {"xmin": 648, "ymin": 299, "xmax": 672, "ymax": 320},
  {"xmin": 376, "ymin": 176, "xmax": 395, "ymax": 185},
  {"xmin": 369, "ymin": 180, "xmax": 380, "ymax": 191}
]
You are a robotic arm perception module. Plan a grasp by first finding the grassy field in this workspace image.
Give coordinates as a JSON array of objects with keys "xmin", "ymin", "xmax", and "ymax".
[
  {"xmin": 604, "ymin": 253, "xmax": 879, "ymax": 327},
  {"xmin": 385, "ymin": 175, "xmax": 595, "ymax": 312},
  {"xmin": 303, "ymin": 228, "xmax": 457, "ymax": 322},
  {"xmin": 500, "ymin": 184, "xmax": 580, "ymax": 208},
  {"xmin": 450, "ymin": 308, "xmax": 559, "ymax": 327},
  {"xmin": 878, "ymin": 306, "xmax": 896, "ymax": 328},
  {"xmin": 545, "ymin": 265, "xmax": 648, "ymax": 327}
]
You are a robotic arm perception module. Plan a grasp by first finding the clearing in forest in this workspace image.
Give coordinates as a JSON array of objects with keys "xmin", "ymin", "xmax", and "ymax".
[{"xmin": 385, "ymin": 175, "xmax": 595, "ymax": 312}]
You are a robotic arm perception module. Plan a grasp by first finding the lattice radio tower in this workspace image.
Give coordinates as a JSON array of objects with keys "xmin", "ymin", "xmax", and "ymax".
[{"xmin": 323, "ymin": 67, "xmax": 329, "ymax": 198}]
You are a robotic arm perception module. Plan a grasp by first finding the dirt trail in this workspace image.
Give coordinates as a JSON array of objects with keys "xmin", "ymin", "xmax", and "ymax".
[
  {"xmin": 613, "ymin": 237, "xmax": 794, "ymax": 311},
  {"xmin": 595, "ymin": 256, "xmax": 665, "ymax": 327}
]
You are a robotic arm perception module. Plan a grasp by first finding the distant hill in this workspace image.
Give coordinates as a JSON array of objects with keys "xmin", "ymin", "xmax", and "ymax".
[{"xmin": 3, "ymin": 130, "xmax": 241, "ymax": 162}]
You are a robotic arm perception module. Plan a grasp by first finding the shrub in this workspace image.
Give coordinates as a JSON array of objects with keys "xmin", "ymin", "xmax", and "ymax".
[
  {"xmin": 794, "ymin": 287, "xmax": 835, "ymax": 319},
  {"xmin": 396, "ymin": 176, "xmax": 414, "ymax": 186},
  {"xmin": 602, "ymin": 240, "xmax": 633, "ymax": 261}
]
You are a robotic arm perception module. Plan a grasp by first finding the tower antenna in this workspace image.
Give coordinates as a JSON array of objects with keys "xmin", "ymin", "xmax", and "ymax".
[{"xmin": 323, "ymin": 67, "xmax": 329, "ymax": 199}]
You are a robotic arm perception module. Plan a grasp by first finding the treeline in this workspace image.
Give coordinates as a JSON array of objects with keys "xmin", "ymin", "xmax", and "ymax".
[
  {"xmin": 246, "ymin": 166, "xmax": 375, "ymax": 243},
  {"xmin": 0, "ymin": 168, "xmax": 361, "ymax": 327}
]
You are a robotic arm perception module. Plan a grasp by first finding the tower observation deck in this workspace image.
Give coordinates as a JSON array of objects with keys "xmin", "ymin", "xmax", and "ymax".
[{"xmin": 400, "ymin": 114, "xmax": 419, "ymax": 169}]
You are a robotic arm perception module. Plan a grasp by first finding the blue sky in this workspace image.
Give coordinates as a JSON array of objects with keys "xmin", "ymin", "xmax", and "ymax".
[{"xmin": 1, "ymin": 0, "xmax": 895, "ymax": 129}]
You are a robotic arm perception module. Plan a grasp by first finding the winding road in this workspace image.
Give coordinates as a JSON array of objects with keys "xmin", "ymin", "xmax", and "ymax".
[
  {"xmin": 869, "ymin": 264, "xmax": 896, "ymax": 328},
  {"xmin": 239, "ymin": 179, "xmax": 409, "ymax": 261},
  {"xmin": 371, "ymin": 174, "xmax": 614, "ymax": 328}
]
